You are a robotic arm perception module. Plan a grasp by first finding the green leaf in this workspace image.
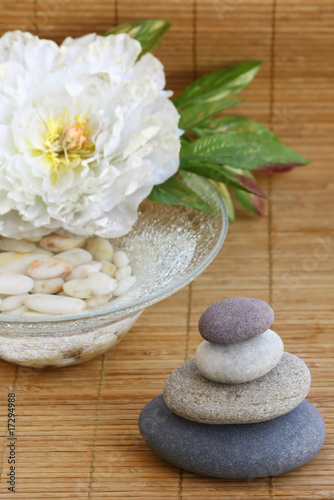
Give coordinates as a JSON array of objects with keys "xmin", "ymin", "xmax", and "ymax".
[
  {"xmin": 180, "ymin": 135, "xmax": 192, "ymax": 146},
  {"xmin": 179, "ymin": 98, "xmax": 242, "ymax": 130},
  {"xmin": 148, "ymin": 175, "xmax": 215, "ymax": 215},
  {"xmin": 234, "ymin": 188, "xmax": 265, "ymax": 216},
  {"xmin": 174, "ymin": 61, "xmax": 262, "ymax": 111},
  {"xmin": 104, "ymin": 19, "xmax": 171, "ymax": 57},
  {"xmin": 180, "ymin": 161, "xmax": 266, "ymax": 197},
  {"xmin": 191, "ymin": 116, "xmax": 279, "ymax": 141},
  {"xmin": 225, "ymin": 167, "xmax": 266, "ymax": 198},
  {"xmin": 179, "ymin": 170, "xmax": 222, "ymax": 216},
  {"xmin": 209, "ymin": 180, "xmax": 235, "ymax": 221},
  {"xmin": 180, "ymin": 131, "xmax": 308, "ymax": 171}
]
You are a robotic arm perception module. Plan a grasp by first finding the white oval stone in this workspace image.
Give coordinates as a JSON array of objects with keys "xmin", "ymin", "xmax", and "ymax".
[
  {"xmin": 0, "ymin": 238, "xmax": 36, "ymax": 253},
  {"xmin": 0, "ymin": 252, "xmax": 19, "ymax": 268},
  {"xmin": 56, "ymin": 248, "xmax": 93, "ymax": 267},
  {"xmin": 25, "ymin": 236, "xmax": 41, "ymax": 242},
  {"xmin": 21, "ymin": 311, "xmax": 53, "ymax": 318},
  {"xmin": 65, "ymin": 263, "xmax": 101, "ymax": 281},
  {"xmin": 113, "ymin": 250, "xmax": 130, "ymax": 268},
  {"xmin": 113, "ymin": 275, "xmax": 136, "ymax": 296},
  {"xmin": 63, "ymin": 272, "xmax": 117, "ymax": 298},
  {"xmin": 90, "ymin": 261, "xmax": 103, "ymax": 271},
  {"xmin": 24, "ymin": 294, "xmax": 86, "ymax": 315},
  {"xmin": 0, "ymin": 293, "xmax": 29, "ymax": 311},
  {"xmin": 0, "ymin": 270, "xmax": 34, "ymax": 294},
  {"xmin": 0, "ymin": 252, "xmax": 50, "ymax": 274},
  {"xmin": 115, "ymin": 265, "xmax": 132, "ymax": 280},
  {"xmin": 0, "ymin": 233, "xmax": 136, "ymax": 316},
  {"xmin": 85, "ymin": 237, "xmax": 114, "ymax": 261},
  {"xmin": 39, "ymin": 233, "xmax": 86, "ymax": 252},
  {"xmin": 85, "ymin": 293, "xmax": 113, "ymax": 309},
  {"xmin": 195, "ymin": 329, "xmax": 284, "ymax": 384},
  {"xmin": 25, "ymin": 257, "xmax": 73, "ymax": 279},
  {"xmin": 100, "ymin": 260, "xmax": 117, "ymax": 278},
  {"xmin": 34, "ymin": 247, "xmax": 54, "ymax": 256},
  {"xmin": 31, "ymin": 277, "xmax": 64, "ymax": 294},
  {"xmin": 2, "ymin": 305, "xmax": 29, "ymax": 316}
]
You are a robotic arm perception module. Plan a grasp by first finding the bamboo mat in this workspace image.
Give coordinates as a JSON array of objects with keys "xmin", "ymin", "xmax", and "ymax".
[{"xmin": 0, "ymin": 0, "xmax": 333, "ymax": 498}]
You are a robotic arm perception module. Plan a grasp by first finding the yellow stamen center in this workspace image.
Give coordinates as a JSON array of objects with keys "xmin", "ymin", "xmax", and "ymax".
[{"xmin": 33, "ymin": 110, "xmax": 95, "ymax": 185}]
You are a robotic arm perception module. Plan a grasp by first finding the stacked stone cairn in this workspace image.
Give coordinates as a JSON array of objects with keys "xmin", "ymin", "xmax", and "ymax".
[{"xmin": 139, "ymin": 297, "xmax": 326, "ymax": 478}]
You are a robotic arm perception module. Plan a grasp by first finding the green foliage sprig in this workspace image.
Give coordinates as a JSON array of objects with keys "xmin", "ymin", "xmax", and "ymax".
[{"xmin": 105, "ymin": 20, "xmax": 308, "ymax": 220}]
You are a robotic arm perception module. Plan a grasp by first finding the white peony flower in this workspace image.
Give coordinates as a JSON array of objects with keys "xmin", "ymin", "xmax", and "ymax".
[{"xmin": 0, "ymin": 31, "xmax": 181, "ymax": 239}]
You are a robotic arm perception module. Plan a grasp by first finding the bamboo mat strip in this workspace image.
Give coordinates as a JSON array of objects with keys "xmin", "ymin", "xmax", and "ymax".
[
  {"xmin": 0, "ymin": 0, "xmax": 333, "ymax": 498},
  {"xmin": 270, "ymin": 2, "xmax": 334, "ymax": 497}
]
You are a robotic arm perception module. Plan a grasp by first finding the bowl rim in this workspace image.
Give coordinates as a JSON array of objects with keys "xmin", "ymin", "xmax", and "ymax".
[{"xmin": 0, "ymin": 182, "xmax": 228, "ymax": 323}]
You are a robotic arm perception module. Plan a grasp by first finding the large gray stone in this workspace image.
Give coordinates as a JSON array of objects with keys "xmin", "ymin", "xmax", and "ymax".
[
  {"xmin": 195, "ymin": 329, "xmax": 284, "ymax": 384},
  {"xmin": 163, "ymin": 354, "xmax": 311, "ymax": 424},
  {"xmin": 139, "ymin": 395, "xmax": 326, "ymax": 479},
  {"xmin": 198, "ymin": 297, "xmax": 274, "ymax": 344}
]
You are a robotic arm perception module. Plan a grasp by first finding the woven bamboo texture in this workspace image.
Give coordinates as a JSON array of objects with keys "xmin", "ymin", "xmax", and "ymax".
[{"xmin": 0, "ymin": 0, "xmax": 333, "ymax": 498}]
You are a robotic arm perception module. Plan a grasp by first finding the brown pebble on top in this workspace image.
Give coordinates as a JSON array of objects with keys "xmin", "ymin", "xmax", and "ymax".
[{"xmin": 198, "ymin": 297, "xmax": 274, "ymax": 344}]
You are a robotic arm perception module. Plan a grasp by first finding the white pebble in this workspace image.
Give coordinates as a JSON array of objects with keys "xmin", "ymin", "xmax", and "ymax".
[
  {"xmin": 65, "ymin": 263, "xmax": 102, "ymax": 281},
  {"xmin": 34, "ymin": 247, "xmax": 54, "ymax": 256},
  {"xmin": 25, "ymin": 257, "xmax": 73, "ymax": 279},
  {"xmin": 56, "ymin": 248, "xmax": 93, "ymax": 267},
  {"xmin": 39, "ymin": 233, "xmax": 86, "ymax": 252},
  {"xmin": 21, "ymin": 311, "xmax": 53, "ymax": 318},
  {"xmin": 0, "ymin": 270, "xmax": 34, "ymax": 294},
  {"xmin": 31, "ymin": 277, "xmax": 64, "ymax": 294},
  {"xmin": 0, "ymin": 233, "xmax": 135, "ymax": 315},
  {"xmin": 85, "ymin": 237, "xmax": 114, "ymax": 261},
  {"xmin": 0, "ymin": 238, "xmax": 36, "ymax": 253},
  {"xmin": 85, "ymin": 293, "xmax": 113, "ymax": 309},
  {"xmin": 115, "ymin": 265, "xmax": 132, "ymax": 280},
  {"xmin": 3, "ymin": 305, "xmax": 29, "ymax": 317},
  {"xmin": 90, "ymin": 261, "xmax": 103, "ymax": 270},
  {"xmin": 63, "ymin": 272, "xmax": 117, "ymax": 299},
  {"xmin": 0, "ymin": 294, "xmax": 29, "ymax": 311},
  {"xmin": 113, "ymin": 250, "xmax": 129, "ymax": 268},
  {"xmin": 100, "ymin": 260, "xmax": 117, "ymax": 278},
  {"xmin": 24, "ymin": 294, "xmax": 87, "ymax": 315},
  {"xmin": 0, "ymin": 252, "xmax": 50, "ymax": 274},
  {"xmin": 24, "ymin": 235, "xmax": 41, "ymax": 242},
  {"xmin": 113, "ymin": 276, "xmax": 136, "ymax": 296},
  {"xmin": 0, "ymin": 252, "xmax": 18, "ymax": 268}
]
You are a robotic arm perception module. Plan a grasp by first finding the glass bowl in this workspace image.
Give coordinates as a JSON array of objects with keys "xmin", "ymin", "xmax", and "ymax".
[{"xmin": 0, "ymin": 182, "xmax": 228, "ymax": 368}]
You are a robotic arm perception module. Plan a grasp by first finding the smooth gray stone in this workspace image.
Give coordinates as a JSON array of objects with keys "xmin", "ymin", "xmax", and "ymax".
[
  {"xmin": 195, "ymin": 329, "xmax": 284, "ymax": 384},
  {"xmin": 199, "ymin": 297, "xmax": 274, "ymax": 344},
  {"xmin": 163, "ymin": 354, "xmax": 311, "ymax": 424},
  {"xmin": 138, "ymin": 395, "xmax": 326, "ymax": 479}
]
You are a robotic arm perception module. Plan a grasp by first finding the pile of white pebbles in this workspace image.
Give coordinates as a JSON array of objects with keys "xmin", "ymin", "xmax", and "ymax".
[{"xmin": 0, "ymin": 234, "xmax": 136, "ymax": 318}]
